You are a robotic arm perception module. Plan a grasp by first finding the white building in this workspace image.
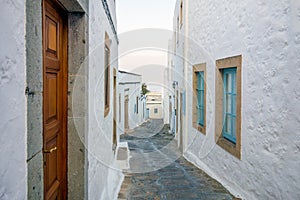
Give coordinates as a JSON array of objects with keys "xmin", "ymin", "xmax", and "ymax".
[
  {"xmin": 167, "ymin": 0, "xmax": 300, "ymax": 199},
  {"xmin": 0, "ymin": 0, "xmax": 123, "ymax": 199},
  {"xmin": 146, "ymin": 92, "xmax": 163, "ymax": 119},
  {"xmin": 163, "ymin": 40, "xmax": 175, "ymax": 126},
  {"xmin": 118, "ymin": 70, "xmax": 145, "ymax": 135}
]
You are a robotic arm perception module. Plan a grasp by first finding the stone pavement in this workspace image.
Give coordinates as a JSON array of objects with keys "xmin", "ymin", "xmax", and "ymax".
[{"xmin": 118, "ymin": 119, "xmax": 235, "ymax": 200}]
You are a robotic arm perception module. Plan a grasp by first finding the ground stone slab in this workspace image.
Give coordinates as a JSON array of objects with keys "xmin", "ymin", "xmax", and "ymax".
[{"xmin": 118, "ymin": 119, "xmax": 235, "ymax": 200}]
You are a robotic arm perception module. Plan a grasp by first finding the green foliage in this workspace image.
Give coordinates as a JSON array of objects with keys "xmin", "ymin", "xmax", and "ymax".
[{"xmin": 141, "ymin": 83, "xmax": 150, "ymax": 95}]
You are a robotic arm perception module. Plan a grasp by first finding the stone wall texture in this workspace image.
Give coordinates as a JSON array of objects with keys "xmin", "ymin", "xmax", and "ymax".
[{"xmin": 0, "ymin": 0, "xmax": 27, "ymax": 199}]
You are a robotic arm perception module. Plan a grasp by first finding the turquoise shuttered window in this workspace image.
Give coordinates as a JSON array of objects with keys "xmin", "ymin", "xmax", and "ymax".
[
  {"xmin": 222, "ymin": 68, "xmax": 237, "ymax": 144},
  {"xmin": 196, "ymin": 72, "xmax": 204, "ymax": 126}
]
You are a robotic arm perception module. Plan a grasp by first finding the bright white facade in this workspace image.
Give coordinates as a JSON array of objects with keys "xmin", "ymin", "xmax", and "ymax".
[
  {"xmin": 146, "ymin": 92, "xmax": 163, "ymax": 119},
  {"xmin": 0, "ymin": 1, "xmax": 27, "ymax": 199},
  {"xmin": 118, "ymin": 70, "xmax": 145, "ymax": 135},
  {"xmin": 0, "ymin": 0, "xmax": 124, "ymax": 199},
  {"xmin": 166, "ymin": 0, "xmax": 300, "ymax": 199}
]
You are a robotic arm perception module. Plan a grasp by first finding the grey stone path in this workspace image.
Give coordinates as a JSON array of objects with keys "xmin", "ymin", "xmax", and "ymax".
[{"xmin": 118, "ymin": 119, "xmax": 235, "ymax": 200}]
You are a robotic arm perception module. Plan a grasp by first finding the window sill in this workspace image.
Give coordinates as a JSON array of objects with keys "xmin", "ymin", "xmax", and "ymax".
[
  {"xmin": 193, "ymin": 123, "xmax": 206, "ymax": 135},
  {"xmin": 104, "ymin": 106, "xmax": 110, "ymax": 118},
  {"xmin": 216, "ymin": 137, "xmax": 241, "ymax": 160}
]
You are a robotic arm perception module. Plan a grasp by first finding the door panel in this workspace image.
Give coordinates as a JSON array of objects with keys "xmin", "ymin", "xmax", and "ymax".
[
  {"xmin": 124, "ymin": 96, "xmax": 129, "ymax": 130},
  {"xmin": 43, "ymin": 0, "xmax": 67, "ymax": 199},
  {"xmin": 113, "ymin": 74, "xmax": 117, "ymax": 149}
]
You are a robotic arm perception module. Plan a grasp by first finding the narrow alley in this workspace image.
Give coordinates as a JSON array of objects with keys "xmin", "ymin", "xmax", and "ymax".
[
  {"xmin": 1, "ymin": 0, "xmax": 300, "ymax": 199},
  {"xmin": 118, "ymin": 120, "xmax": 234, "ymax": 200}
]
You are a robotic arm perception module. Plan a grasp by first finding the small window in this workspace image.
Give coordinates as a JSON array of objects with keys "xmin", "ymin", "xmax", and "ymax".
[
  {"xmin": 215, "ymin": 55, "xmax": 242, "ymax": 159},
  {"xmin": 104, "ymin": 32, "xmax": 110, "ymax": 117},
  {"xmin": 192, "ymin": 64, "xmax": 206, "ymax": 134},
  {"xmin": 197, "ymin": 72, "xmax": 205, "ymax": 126},
  {"xmin": 154, "ymin": 108, "xmax": 158, "ymax": 114}
]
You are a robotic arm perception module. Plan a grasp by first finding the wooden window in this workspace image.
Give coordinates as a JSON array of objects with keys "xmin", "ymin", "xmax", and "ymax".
[
  {"xmin": 176, "ymin": 16, "xmax": 179, "ymax": 45},
  {"xmin": 180, "ymin": 1, "xmax": 183, "ymax": 27},
  {"xmin": 192, "ymin": 64, "xmax": 206, "ymax": 134},
  {"xmin": 215, "ymin": 55, "xmax": 242, "ymax": 159},
  {"xmin": 104, "ymin": 33, "xmax": 110, "ymax": 117}
]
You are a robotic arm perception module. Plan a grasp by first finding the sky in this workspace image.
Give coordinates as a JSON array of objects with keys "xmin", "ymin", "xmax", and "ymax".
[{"xmin": 116, "ymin": 0, "xmax": 176, "ymax": 92}]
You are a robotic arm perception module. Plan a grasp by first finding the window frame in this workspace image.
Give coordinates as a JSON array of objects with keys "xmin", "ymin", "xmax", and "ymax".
[
  {"xmin": 215, "ymin": 55, "xmax": 242, "ymax": 159},
  {"xmin": 192, "ymin": 63, "xmax": 206, "ymax": 135},
  {"xmin": 104, "ymin": 32, "xmax": 110, "ymax": 117},
  {"xmin": 154, "ymin": 108, "xmax": 158, "ymax": 114}
]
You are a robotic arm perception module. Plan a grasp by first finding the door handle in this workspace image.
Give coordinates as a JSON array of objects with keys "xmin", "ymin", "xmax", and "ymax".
[{"xmin": 44, "ymin": 146, "xmax": 57, "ymax": 153}]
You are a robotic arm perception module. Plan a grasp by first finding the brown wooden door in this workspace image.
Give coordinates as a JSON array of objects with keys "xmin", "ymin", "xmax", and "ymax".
[
  {"xmin": 113, "ymin": 73, "xmax": 117, "ymax": 150},
  {"xmin": 176, "ymin": 90, "xmax": 178, "ymax": 133},
  {"xmin": 180, "ymin": 93, "xmax": 183, "ymax": 153},
  {"xmin": 124, "ymin": 95, "xmax": 129, "ymax": 130},
  {"xmin": 43, "ymin": 0, "xmax": 67, "ymax": 199}
]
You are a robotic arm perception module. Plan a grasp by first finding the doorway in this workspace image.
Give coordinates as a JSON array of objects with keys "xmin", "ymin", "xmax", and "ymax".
[
  {"xmin": 124, "ymin": 95, "xmax": 129, "ymax": 131},
  {"xmin": 180, "ymin": 92, "xmax": 183, "ymax": 153},
  {"xmin": 42, "ymin": 0, "xmax": 68, "ymax": 199},
  {"xmin": 113, "ymin": 70, "xmax": 117, "ymax": 150}
]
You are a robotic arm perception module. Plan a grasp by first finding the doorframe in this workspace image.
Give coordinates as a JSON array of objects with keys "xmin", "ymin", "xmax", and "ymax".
[
  {"xmin": 113, "ymin": 69, "xmax": 117, "ymax": 150},
  {"xmin": 179, "ymin": 92, "xmax": 183, "ymax": 153},
  {"xmin": 26, "ymin": 0, "xmax": 88, "ymax": 199},
  {"xmin": 124, "ymin": 95, "xmax": 129, "ymax": 131}
]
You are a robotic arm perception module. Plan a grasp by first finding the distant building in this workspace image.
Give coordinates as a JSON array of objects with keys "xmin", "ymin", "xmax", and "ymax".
[
  {"xmin": 146, "ymin": 92, "xmax": 163, "ymax": 119},
  {"xmin": 118, "ymin": 70, "xmax": 145, "ymax": 134}
]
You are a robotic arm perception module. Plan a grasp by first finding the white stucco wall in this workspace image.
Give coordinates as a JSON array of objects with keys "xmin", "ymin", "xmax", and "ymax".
[
  {"xmin": 0, "ymin": 0, "xmax": 27, "ymax": 199},
  {"xmin": 168, "ymin": 0, "xmax": 186, "ymax": 139},
  {"xmin": 88, "ymin": 0, "xmax": 123, "ymax": 199},
  {"xmin": 178, "ymin": 0, "xmax": 300, "ymax": 199},
  {"xmin": 118, "ymin": 71, "xmax": 144, "ymax": 136}
]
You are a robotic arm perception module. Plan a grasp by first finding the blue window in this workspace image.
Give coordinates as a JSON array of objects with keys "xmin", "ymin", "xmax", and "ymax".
[
  {"xmin": 222, "ymin": 68, "xmax": 237, "ymax": 144},
  {"xmin": 196, "ymin": 72, "xmax": 205, "ymax": 126}
]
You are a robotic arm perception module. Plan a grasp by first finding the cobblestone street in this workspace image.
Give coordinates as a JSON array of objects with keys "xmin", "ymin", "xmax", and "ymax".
[{"xmin": 118, "ymin": 120, "xmax": 234, "ymax": 200}]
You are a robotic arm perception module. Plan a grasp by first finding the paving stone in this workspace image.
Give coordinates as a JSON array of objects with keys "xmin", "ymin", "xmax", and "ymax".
[{"xmin": 118, "ymin": 119, "xmax": 235, "ymax": 200}]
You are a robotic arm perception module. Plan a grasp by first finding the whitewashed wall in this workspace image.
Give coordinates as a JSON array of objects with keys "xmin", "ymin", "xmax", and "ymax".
[
  {"xmin": 170, "ymin": 0, "xmax": 187, "ymax": 141},
  {"xmin": 180, "ymin": 0, "xmax": 300, "ymax": 199},
  {"xmin": 88, "ymin": 0, "xmax": 122, "ymax": 199},
  {"xmin": 0, "ymin": 0, "xmax": 27, "ymax": 199},
  {"xmin": 118, "ymin": 71, "xmax": 144, "ymax": 137}
]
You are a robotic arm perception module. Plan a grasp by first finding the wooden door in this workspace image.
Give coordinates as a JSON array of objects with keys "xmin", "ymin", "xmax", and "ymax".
[
  {"xmin": 113, "ymin": 73, "xmax": 117, "ymax": 150},
  {"xmin": 176, "ymin": 90, "xmax": 178, "ymax": 134},
  {"xmin": 43, "ymin": 0, "xmax": 67, "ymax": 199},
  {"xmin": 124, "ymin": 95, "xmax": 129, "ymax": 130},
  {"xmin": 179, "ymin": 93, "xmax": 183, "ymax": 153}
]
